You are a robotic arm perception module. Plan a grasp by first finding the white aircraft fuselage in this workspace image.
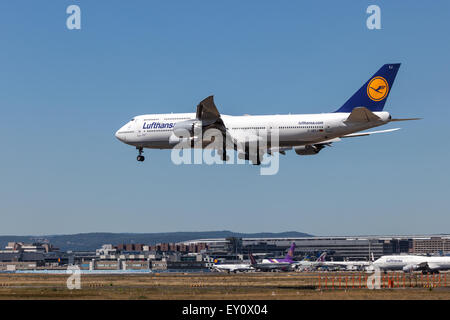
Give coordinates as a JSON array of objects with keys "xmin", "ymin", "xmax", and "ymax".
[
  {"xmin": 211, "ymin": 263, "xmax": 254, "ymax": 273},
  {"xmin": 115, "ymin": 64, "xmax": 417, "ymax": 162},
  {"xmin": 115, "ymin": 111, "xmax": 391, "ymax": 150},
  {"xmin": 372, "ymin": 255, "xmax": 450, "ymax": 273}
]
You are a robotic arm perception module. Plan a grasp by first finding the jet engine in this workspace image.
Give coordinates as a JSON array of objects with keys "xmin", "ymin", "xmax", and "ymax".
[
  {"xmin": 294, "ymin": 145, "xmax": 323, "ymax": 155},
  {"xmin": 403, "ymin": 262, "xmax": 432, "ymax": 273},
  {"xmin": 402, "ymin": 264, "xmax": 419, "ymax": 273},
  {"xmin": 172, "ymin": 119, "xmax": 202, "ymax": 137}
]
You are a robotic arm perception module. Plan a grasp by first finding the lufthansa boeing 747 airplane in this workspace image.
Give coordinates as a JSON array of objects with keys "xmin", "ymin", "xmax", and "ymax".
[
  {"xmin": 369, "ymin": 255, "xmax": 450, "ymax": 274},
  {"xmin": 115, "ymin": 64, "xmax": 419, "ymax": 164}
]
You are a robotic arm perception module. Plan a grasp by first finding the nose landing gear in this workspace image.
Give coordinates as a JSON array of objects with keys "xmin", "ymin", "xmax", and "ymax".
[{"xmin": 137, "ymin": 147, "xmax": 145, "ymax": 162}]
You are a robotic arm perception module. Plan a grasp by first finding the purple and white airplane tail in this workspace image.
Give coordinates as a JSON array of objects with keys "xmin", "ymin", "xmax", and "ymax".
[
  {"xmin": 284, "ymin": 242, "xmax": 296, "ymax": 262},
  {"xmin": 249, "ymin": 253, "xmax": 257, "ymax": 265},
  {"xmin": 271, "ymin": 242, "xmax": 296, "ymax": 263},
  {"xmin": 316, "ymin": 252, "xmax": 327, "ymax": 262}
]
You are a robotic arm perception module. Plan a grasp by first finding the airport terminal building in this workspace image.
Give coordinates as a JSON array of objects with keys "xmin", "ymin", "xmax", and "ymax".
[
  {"xmin": 1, "ymin": 235, "xmax": 449, "ymax": 271},
  {"xmin": 182, "ymin": 235, "xmax": 450, "ymax": 261}
]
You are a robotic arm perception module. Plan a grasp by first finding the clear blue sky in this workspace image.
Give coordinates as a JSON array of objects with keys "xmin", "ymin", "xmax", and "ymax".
[{"xmin": 0, "ymin": 1, "xmax": 449, "ymax": 236}]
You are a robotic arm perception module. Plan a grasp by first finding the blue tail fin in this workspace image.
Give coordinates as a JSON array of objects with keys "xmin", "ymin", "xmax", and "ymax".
[{"xmin": 335, "ymin": 64, "xmax": 401, "ymax": 113}]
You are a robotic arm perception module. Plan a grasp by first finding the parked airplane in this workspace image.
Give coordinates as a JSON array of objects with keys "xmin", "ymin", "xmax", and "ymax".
[
  {"xmin": 249, "ymin": 243, "xmax": 297, "ymax": 271},
  {"xmin": 293, "ymin": 252, "xmax": 328, "ymax": 270},
  {"xmin": 319, "ymin": 259, "xmax": 372, "ymax": 271},
  {"xmin": 249, "ymin": 253, "xmax": 293, "ymax": 272},
  {"xmin": 260, "ymin": 242, "xmax": 296, "ymax": 264},
  {"xmin": 115, "ymin": 64, "xmax": 419, "ymax": 164},
  {"xmin": 308, "ymin": 252, "xmax": 375, "ymax": 271},
  {"xmin": 210, "ymin": 259, "xmax": 254, "ymax": 273},
  {"xmin": 369, "ymin": 255, "xmax": 450, "ymax": 274}
]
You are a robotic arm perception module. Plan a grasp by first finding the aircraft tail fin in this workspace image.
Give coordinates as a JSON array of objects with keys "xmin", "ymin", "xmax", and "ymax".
[
  {"xmin": 249, "ymin": 253, "xmax": 257, "ymax": 265},
  {"xmin": 316, "ymin": 252, "xmax": 327, "ymax": 262},
  {"xmin": 285, "ymin": 242, "xmax": 296, "ymax": 261},
  {"xmin": 335, "ymin": 64, "xmax": 401, "ymax": 113}
]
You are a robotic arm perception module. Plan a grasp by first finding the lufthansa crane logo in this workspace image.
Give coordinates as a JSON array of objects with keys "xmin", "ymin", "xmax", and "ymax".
[{"xmin": 367, "ymin": 76, "xmax": 389, "ymax": 101}]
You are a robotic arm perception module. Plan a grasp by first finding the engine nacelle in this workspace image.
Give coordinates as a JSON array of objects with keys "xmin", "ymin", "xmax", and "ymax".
[
  {"xmin": 237, "ymin": 152, "xmax": 247, "ymax": 160},
  {"xmin": 294, "ymin": 145, "xmax": 320, "ymax": 156},
  {"xmin": 403, "ymin": 264, "xmax": 419, "ymax": 273},
  {"xmin": 267, "ymin": 147, "xmax": 292, "ymax": 155},
  {"xmin": 237, "ymin": 151, "xmax": 262, "ymax": 161},
  {"xmin": 172, "ymin": 119, "xmax": 202, "ymax": 137}
]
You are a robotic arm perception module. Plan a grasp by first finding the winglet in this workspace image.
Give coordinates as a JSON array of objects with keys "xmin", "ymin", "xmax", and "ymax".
[{"xmin": 196, "ymin": 95, "xmax": 221, "ymax": 125}]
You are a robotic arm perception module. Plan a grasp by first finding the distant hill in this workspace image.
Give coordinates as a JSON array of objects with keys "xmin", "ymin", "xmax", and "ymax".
[{"xmin": 0, "ymin": 231, "xmax": 312, "ymax": 252}]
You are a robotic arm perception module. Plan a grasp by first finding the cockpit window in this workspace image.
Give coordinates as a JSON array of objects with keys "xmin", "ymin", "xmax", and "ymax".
[{"xmin": 131, "ymin": 118, "xmax": 135, "ymax": 121}]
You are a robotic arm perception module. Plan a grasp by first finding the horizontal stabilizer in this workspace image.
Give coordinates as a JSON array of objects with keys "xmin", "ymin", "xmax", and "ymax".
[
  {"xmin": 342, "ymin": 128, "xmax": 400, "ymax": 138},
  {"xmin": 345, "ymin": 107, "xmax": 381, "ymax": 123},
  {"xmin": 390, "ymin": 118, "xmax": 422, "ymax": 122}
]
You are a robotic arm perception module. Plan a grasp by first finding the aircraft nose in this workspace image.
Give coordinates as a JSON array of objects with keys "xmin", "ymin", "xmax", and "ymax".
[{"xmin": 115, "ymin": 129, "xmax": 125, "ymax": 142}]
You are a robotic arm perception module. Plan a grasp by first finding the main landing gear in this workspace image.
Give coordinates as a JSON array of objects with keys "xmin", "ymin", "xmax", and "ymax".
[{"xmin": 137, "ymin": 147, "xmax": 145, "ymax": 162}]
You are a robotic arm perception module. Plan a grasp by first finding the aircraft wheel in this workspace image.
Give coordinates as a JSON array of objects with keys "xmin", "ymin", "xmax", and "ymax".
[
  {"xmin": 252, "ymin": 159, "xmax": 261, "ymax": 166},
  {"xmin": 136, "ymin": 147, "xmax": 144, "ymax": 162}
]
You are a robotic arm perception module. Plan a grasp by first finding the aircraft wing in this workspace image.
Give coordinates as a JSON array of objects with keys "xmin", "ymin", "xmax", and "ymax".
[
  {"xmin": 196, "ymin": 96, "xmax": 221, "ymax": 125},
  {"xmin": 228, "ymin": 130, "xmax": 262, "ymax": 147},
  {"xmin": 427, "ymin": 263, "xmax": 443, "ymax": 271},
  {"xmin": 299, "ymin": 128, "xmax": 401, "ymax": 155},
  {"xmin": 312, "ymin": 128, "xmax": 399, "ymax": 146},
  {"xmin": 194, "ymin": 95, "xmax": 239, "ymax": 152},
  {"xmin": 341, "ymin": 128, "xmax": 400, "ymax": 138}
]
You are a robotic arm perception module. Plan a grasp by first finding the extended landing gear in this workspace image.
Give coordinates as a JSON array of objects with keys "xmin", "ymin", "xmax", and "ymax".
[
  {"xmin": 219, "ymin": 134, "xmax": 229, "ymax": 162},
  {"xmin": 219, "ymin": 149, "xmax": 229, "ymax": 162},
  {"xmin": 252, "ymin": 159, "xmax": 261, "ymax": 166},
  {"xmin": 136, "ymin": 147, "xmax": 145, "ymax": 162},
  {"xmin": 252, "ymin": 150, "xmax": 262, "ymax": 166},
  {"xmin": 248, "ymin": 150, "xmax": 262, "ymax": 166}
]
